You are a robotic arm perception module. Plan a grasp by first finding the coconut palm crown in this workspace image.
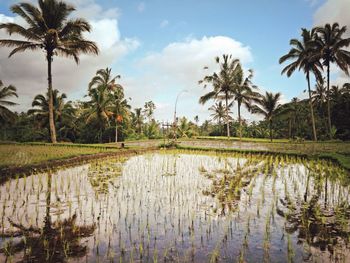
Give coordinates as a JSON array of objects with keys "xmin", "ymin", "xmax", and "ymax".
[
  {"xmin": 199, "ymin": 54, "xmax": 240, "ymax": 137},
  {"xmin": 0, "ymin": 0, "xmax": 99, "ymax": 143},
  {"xmin": 0, "ymin": 80, "xmax": 18, "ymax": 124},
  {"xmin": 251, "ymin": 92, "xmax": 282, "ymax": 142},
  {"xmin": 279, "ymin": 28, "xmax": 323, "ymax": 141},
  {"xmin": 314, "ymin": 23, "xmax": 350, "ymax": 138}
]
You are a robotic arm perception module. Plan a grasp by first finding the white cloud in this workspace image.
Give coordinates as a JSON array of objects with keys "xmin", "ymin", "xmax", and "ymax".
[
  {"xmin": 313, "ymin": 0, "xmax": 350, "ymax": 31},
  {"xmin": 305, "ymin": 0, "xmax": 320, "ymax": 7},
  {"xmin": 0, "ymin": 1, "xmax": 139, "ymax": 112},
  {"xmin": 137, "ymin": 2, "xmax": 145, "ymax": 13},
  {"xmin": 121, "ymin": 36, "xmax": 254, "ymax": 122},
  {"xmin": 160, "ymin": 20, "xmax": 169, "ymax": 28}
]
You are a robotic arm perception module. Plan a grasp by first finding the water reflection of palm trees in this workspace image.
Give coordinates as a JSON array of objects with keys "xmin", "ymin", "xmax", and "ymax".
[
  {"xmin": 0, "ymin": 174, "xmax": 95, "ymax": 262},
  {"xmin": 277, "ymin": 169, "xmax": 350, "ymax": 258},
  {"xmin": 201, "ymin": 158, "xmax": 261, "ymax": 216}
]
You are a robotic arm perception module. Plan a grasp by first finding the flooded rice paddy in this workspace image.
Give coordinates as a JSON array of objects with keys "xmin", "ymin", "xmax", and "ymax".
[{"xmin": 0, "ymin": 150, "xmax": 349, "ymax": 262}]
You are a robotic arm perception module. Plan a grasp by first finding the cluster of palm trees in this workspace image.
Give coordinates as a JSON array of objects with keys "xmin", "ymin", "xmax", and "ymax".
[
  {"xmin": 1, "ymin": 0, "xmax": 349, "ymax": 143},
  {"xmin": 0, "ymin": 0, "xmax": 99, "ymax": 143},
  {"xmin": 200, "ymin": 55, "xmax": 283, "ymax": 141},
  {"xmin": 279, "ymin": 23, "xmax": 350, "ymax": 141},
  {"xmin": 199, "ymin": 55, "xmax": 262, "ymax": 140},
  {"xmin": 25, "ymin": 68, "xmax": 132, "ymax": 143},
  {"xmin": 84, "ymin": 68, "xmax": 130, "ymax": 143},
  {"xmin": 201, "ymin": 22, "xmax": 350, "ymax": 142}
]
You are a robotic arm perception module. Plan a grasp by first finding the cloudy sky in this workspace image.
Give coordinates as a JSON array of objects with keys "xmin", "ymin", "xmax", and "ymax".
[{"xmin": 0, "ymin": 0, "xmax": 349, "ymax": 123}]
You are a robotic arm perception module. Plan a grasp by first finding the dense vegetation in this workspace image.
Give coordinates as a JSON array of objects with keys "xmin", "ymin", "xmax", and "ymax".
[{"xmin": 0, "ymin": 0, "xmax": 349, "ymax": 144}]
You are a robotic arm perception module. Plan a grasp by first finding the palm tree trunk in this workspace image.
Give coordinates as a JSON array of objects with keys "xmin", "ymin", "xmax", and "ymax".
[
  {"xmin": 288, "ymin": 116, "xmax": 292, "ymax": 140},
  {"xmin": 324, "ymin": 175, "xmax": 328, "ymax": 208},
  {"xmin": 307, "ymin": 72, "xmax": 317, "ymax": 141},
  {"xmin": 115, "ymin": 122, "xmax": 118, "ymax": 143},
  {"xmin": 326, "ymin": 64, "xmax": 332, "ymax": 139},
  {"xmin": 269, "ymin": 119, "xmax": 273, "ymax": 142},
  {"xmin": 100, "ymin": 129, "xmax": 103, "ymax": 143},
  {"xmin": 225, "ymin": 94, "xmax": 230, "ymax": 137},
  {"xmin": 238, "ymin": 102, "xmax": 242, "ymax": 141},
  {"xmin": 44, "ymin": 173, "xmax": 52, "ymax": 233},
  {"xmin": 304, "ymin": 172, "xmax": 310, "ymax": 202},
  {"xmin": 47, "ymin": 51, "xmax": 57, "ymax": 143}
]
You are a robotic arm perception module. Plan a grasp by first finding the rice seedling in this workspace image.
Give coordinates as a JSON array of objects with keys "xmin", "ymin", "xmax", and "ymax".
[{"xmin": 0, "ymin": 149, "xmax": 348, "ymax": 262}]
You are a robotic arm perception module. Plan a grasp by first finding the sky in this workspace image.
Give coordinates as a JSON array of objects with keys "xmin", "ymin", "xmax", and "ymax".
[{"xmin": 0, "ymin": 0, "xmax": 349, "ymax": 123}]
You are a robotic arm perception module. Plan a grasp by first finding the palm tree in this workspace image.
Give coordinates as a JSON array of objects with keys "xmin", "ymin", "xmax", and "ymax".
[
  {"xmin": 199, "ymin": 54, "xmax": 240, "ymax": 137},
  {"xmin": 28, "ymin": 89, "xmax": 75, "ymax": 140},
  {"xmin": 194, "ymin": 115, "xmax": 200, "ymax": 133},
  {"xmin": 85, "ymin": 86, "xmax": 113, "ymax": 143},
  {"xmin": 208, "ymin": 101, "xmax": 228, "ymax": 135},
  {"xmin": 278, "ymin": 97, "xmax": 303, "ymax": 139},
  {"xmin": 314, "ymin": 23, "xmax": 350, "ymax": 138},
  {"xmin": 88, "ymin": 68, "xmax": 120, "ymax": 93},
  {"xmin": 143, "ymin": 101, "xmax": 156, "ymax": 124},
  {"xmin": 251, "ymin": 92, "xmax": 282, "ymax": 142},
  {"xmin": 330, "ymin": 85, "xmax": 344, "ymax": 103},
  {"xmin": 111, "ymin": 88, "xmax": 131, "ymax": 142},
  {"xmin": 231, "ymin": 64, "xmax": 259, "ymax": 140},
  {"xmin": 133, "ymin": 108, "xmax": 143, "ymax": 134},
  {"xmin": 312, "ymin": 81, "xmax": 327, "ymax": 106},
  {"xmin": 279, "ymin": 28, "xmax": 323, "ymax": 141},
  {"xmin": 177, "ymin": 117, "xmax": 195, "ymax": 138},
  {"xmin": 343, "ymin": 83, "xmax": 350, "ymax": 93},
  {"xmin": 312, "ymin": 80, "xmax": 327, "ymax": 123},
  {"xmin": 0, "ymin": 80, "xmax": 18, "ymax": 124},
  {"xmin": 0, "ymin": 0, "xmax": 99, "ymax": 143},
  {"xmin": 88, "ymin": 68, "xmax": 125, "ymax": 142}
]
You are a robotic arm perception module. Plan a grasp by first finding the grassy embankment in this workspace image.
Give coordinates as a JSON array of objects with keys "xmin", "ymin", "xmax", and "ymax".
[
  {"xmin": 0, "ymin": 143, "xmax": 122, "ymax": 168},
  {"xmin": 180, "ymin": 136, "xmax": 350, "ymax": 170},
  {"xmin": 1, "ymin": 137, "xmax": 349, "ymax": 172}
]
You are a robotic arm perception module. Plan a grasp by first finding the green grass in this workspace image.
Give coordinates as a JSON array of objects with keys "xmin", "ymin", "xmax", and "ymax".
[
  {"xmin": 1, "ymin": 139, "xmax": 349, "ymax": 172},
  {"xmin": 175, "ymin": 144, "xmax": 350, "ymax": 171},
  {"xmin": 195, "ymin": 136, "xmax": 290, "ymax": 143},
  {"xmin": 0, "ymin": 144, "xmax": 120, "ymax": 168},
  {"xmin": 318, "ymin": 153, "xmax": 350, "ymax": 171},
  {"xmin": 195, "ymin": 136, "xmax": 346, "ymax": 144}
]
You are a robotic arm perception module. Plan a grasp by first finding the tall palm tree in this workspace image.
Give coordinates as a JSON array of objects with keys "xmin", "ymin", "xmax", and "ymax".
[
  {"xmin": 208, "ymin": 101, "xmax": 228, "ymax": 135},
  {"xmin": 111, "ymin": 87, "xmax": 131, "ymax": 142},
  {"xmin": 199, "ymin": 54, "xmax": 240, "ymax": 137},
  {"xmin": 88, "ymin": 68, "xmax": 124, "ymax": 142},
  {"xmin": 231, "ymin": 64, "xmax": 259, "ymax": 140},
  {"xmin": 251, "ymin": 92, "xmax": 282, "ymax": 142},
  {"xmin": 143, "ymin": 101, "xmax": 156, "ymax": 124},
  {"xmin": 85, "ymin": 86, "xmax": 113, "ymax": 143},
  {"xmin": 279, "ymin": 28, "xmax": 323, "ymax": 141},
  {"xmin": 312, "ymin": 81, "xmax": 327, "ymax": 106},
  {"xmin": 312, "ymin": 80, "xmax": 327, "ymax": 122},
  {"xmin": 314, "ymin": 23, "xmax": 350, "ymax": 138},
  {"xmin": 88, "ymin": 68, "xmax": 120, "ymax": 93},
  {"xmin": 28, "ymin": 89, "xmax": 75, "ymax": 140},
  {"xmin": 133, "ymin": 108, "xmax": 143, "ymax": 134},
  {"xmin": 0, "ymin": 0, "xmax": 99, "ymax": 143},
  {"xmin": 278, "ymin": 97, "xmax": 303, "ymax": 139},
  {"xmin": 0, "ymin": 80, "xmax": 18, "ymax": 124}
]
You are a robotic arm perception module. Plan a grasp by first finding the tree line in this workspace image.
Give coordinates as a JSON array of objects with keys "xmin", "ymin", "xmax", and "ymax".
[{"xmin": 0, "ymin": 0, "xmax": 349, "ymax": 143}]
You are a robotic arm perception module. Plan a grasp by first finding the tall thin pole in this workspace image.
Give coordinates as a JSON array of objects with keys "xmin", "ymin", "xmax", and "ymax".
[{"xmin": 173, "ymin": 90, "xmax": 188, "ymax": 142}]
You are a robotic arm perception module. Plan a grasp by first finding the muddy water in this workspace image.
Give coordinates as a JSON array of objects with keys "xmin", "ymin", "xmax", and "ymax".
[{"xmin": 0, "ymin": 151, "xmax": 349, "ymax": 262}]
